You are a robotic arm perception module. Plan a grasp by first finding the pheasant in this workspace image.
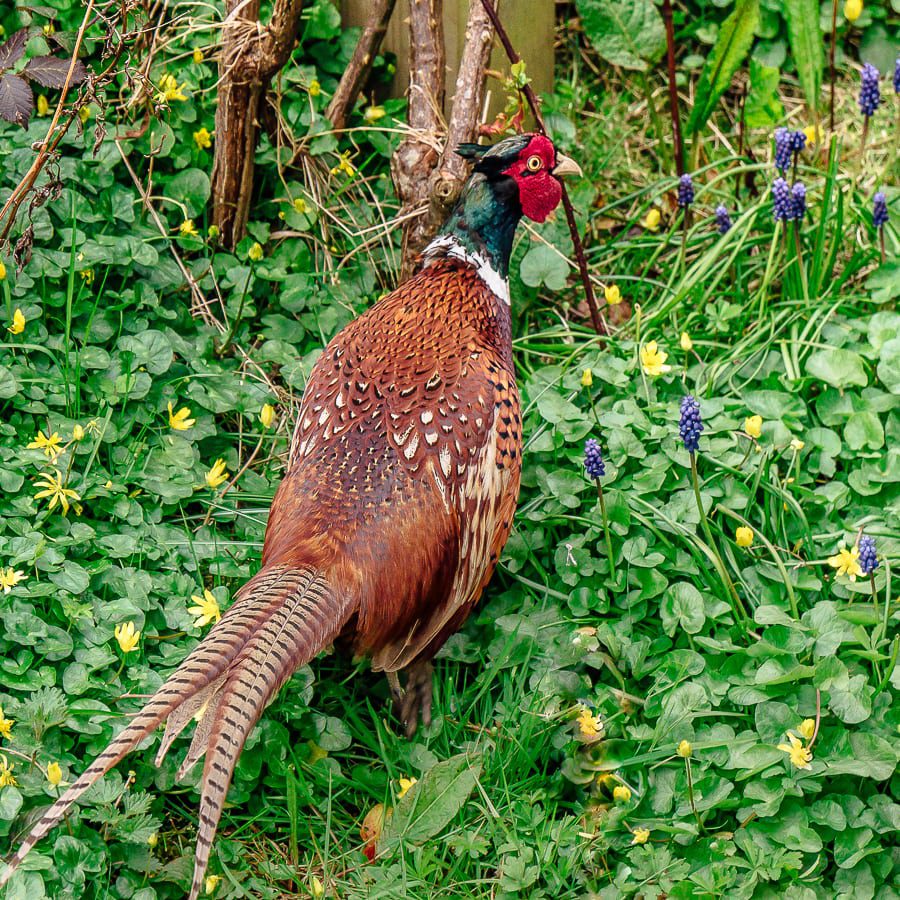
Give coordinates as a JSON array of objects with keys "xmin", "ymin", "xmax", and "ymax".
[{"xmin": 0, "ymin": 132, "xmax": 580, "ymax": 898}]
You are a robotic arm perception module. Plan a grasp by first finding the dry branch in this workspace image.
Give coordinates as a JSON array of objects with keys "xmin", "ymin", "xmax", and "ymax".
[{"xmin": 326, "ymin": 0, "xmax": 398, "ymax": 132}]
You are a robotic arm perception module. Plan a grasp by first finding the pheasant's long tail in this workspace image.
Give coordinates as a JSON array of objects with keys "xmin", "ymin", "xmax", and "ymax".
[{"xmin": 0, "ymin": 565, "xmax": 354, "ymax": 898}]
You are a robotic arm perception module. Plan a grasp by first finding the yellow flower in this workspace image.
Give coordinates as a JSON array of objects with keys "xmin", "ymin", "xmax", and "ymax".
[
  {"xmin": 790, "ymin": 437, "xmax": 805, "ymax": 452},
  {"xmin": 260, "ymin": 403, "xmax": 275, "ymax": 428},
  {"xmin": 168, "ymin": 402, "xmax": 196, "ymax": 431},
  {"xmin": 193, "ymin": 48, "xmax": 204, "ymax": 64},
  {"xmin": 205, "ymin": 458, "xmax": 229, "ymax": 489},
  {"xmin": 79, "ymin": 268, "xmax": 94, "ymax": 285},
  {"xmin": 208, "ymin": 225, "xmax": 220, "ymax": 241},
  {"xmin": 798, "ymin": 719, "xmax": 815, "ymax": 741},
  {"xmin": 735, "ymin": 526, "xmax": 754, "ymax": 548},
  {"xmin": 205, "ymin": 875, "xmax": 221, "ymax": 895},
  {"xmin": 179, "ymin": 219, "xmax": 198, "ymax": 237},
  {"xmin": 604, "ymin": 284, "xmax": 622, "ymax": 306},
  {"xmin": 72, "ymin": 424, "xmax": 85, "ymax": 442},
  {"xmin": 844, "ymin": 0, "xmax": 862, "ymax": 21},
  {"xmin": 156, "ymin": 73, "xmax": 187, "ymax": 104},
  {"xmin": 803, "ymin": 124, "xmax": 823, "ymax": 146},
  {"xmin": 148, "ymin": 832, "xmax": 159, "ymax": 848},
  {"xmin": 46, "ymin": 762, "xmax": 63, "ymax": 786},
  {"xmin": 114, "ymin": 621, "xmax": 140, "ymax": 654},
  {"xmin": 744, "ymin": 415, "xmax": 762, "ymax": 439},
  {"xmin": 677, "ymin": 740, "xmax": 692, "ymax": 758},
  {"xmin": 78, "ymin": 105, "xmax": 91, "ymax": 124},
  {"xmin": 828, "ymin": 545, "xmax": 863, "ymax": 581},
  {"xmin": 193, "ymin": 127, "xmax": 212, "ymax": 150},
  {"xmin": 310, "ymin": 875, "xmax": 325, "ymax": 897},
  {"xmin": 248, "ymin": 242, "xmax": 264, "ymax": 262},
  {"xmin": 292, "ymin": 197, "xmax": 308, "ymax": 215},
  {"xmin": 0, "ymin": 755, "xmax": 17, "ymax": 788},
  {"xmin": 643, "ymin": 208, "xmax": 661, "ymax": 231},
  {"xmin": 612, "ymin": 785, "xmax": 631, "ymax": 803},
  {"xmin": 0, "ymin": 568, "xmax": 25, "ymax": 594},
  {"xmin": 364, "ymin": 105, "xmax": 386, "ymax": 123},
  {"xmin": 188, "ymin": 589, "xmax": 222, "ymax": 628},
  {"xmin": 397, "ymin": 776, "xmax": 417, "ymax": 798},
  {"xmin": 37, "ymin": 94, "xmax": 50, "ymax": 116},
  {"xmin": 28, "ymin": 429, "xmax": 63, "ymax": 459},
  {"xmin": 42, "ymin": 23, "xmax": 54, "ymax": 36},
  {"xmin": 576, "ymin": 706, "xmax": 602, "ymax": 738},
  {"xmin": 581, "ymin": 368, "xmax": 593, "ymax": 388},
  {"xmin": 330, "ymin": 151, "xmax": 355, "ymax": 178},
  {"xmin": 631, "ymin": 827, "xmax": 650, "ymax": 845},
  {"xmin": 0, "ymin": 706, "xmax": 14, "ymax": 739},
  {"xmin": 777, "ymin": 731, "xmax": 812, "ymax": 770},
  {"xmin": 8, "ymin": 308, "xmax": 25, "ymax": 335},
  {"xmin": 308, "ymin": 79, "xmax": 321, "ymax": 97},
  {"xmin": 34, "ymin": 469, "xmax": 81, "ymax": 515},
  {"xmin": 680, "ymin": 332, "xmax": 693, "ymax": 352},
  {"xmin": 640, "ymin": 341, "xmax": 671, "ymax": 376}
]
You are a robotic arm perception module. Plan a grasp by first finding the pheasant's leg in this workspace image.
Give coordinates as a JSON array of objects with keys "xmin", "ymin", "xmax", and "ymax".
[{"xmin": 388, "ymin": 660, "xmax": 434, "ymax": 738}]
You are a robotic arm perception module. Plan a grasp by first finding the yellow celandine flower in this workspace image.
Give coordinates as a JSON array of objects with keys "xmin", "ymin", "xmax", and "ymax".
[
  {"xmin": 581, "ymin": 368, "xmax": 593, "ymax": 388},
  {"xmin": 828, "ymin": 545, "xmax": 863, "ymax": 581},
  {"xmin": 790, "ymin": 437, "xmax": 805, "ymax": 452},
  {"xmin": 27, "ymin": 429, "xmax": 63, "ymax": 459},
  {"xmin": 148, "ymin": 832, "xmax": 159, "ymax": 848},
  {"xmin": 397, "ymin": 776, "xmax": 417, "ymax": 798},
  {"xmin": 604, "ymin": 284, "xmax": 622, "ymax": 306},
  {"xmin": 168, "ymin": 402, "xmax": 196, "ymax": 431},
  {"xmin": 114, "ymin": 621, "xmax": 140, "ymax": 654},
  {"xmin": 735, "ymin": 526, "xmax": 754, "ymax": 548},
  {"xmin": 744, "ymin": 415, "xmax": 762, "ymax": 439},
  {"xmin": 643, "ymin": 208, "xmax": 661, "ymax": 231},
  {"xmin": 778, "ymin": 731, "xmax": 812, "ymax": 770},
  {"xmin": 0, "ymin": 755, "xmax": 17, "ymax": 787},
  {"xmin": 310, "ymin": 875, "xmax": 325, "ymax": 898},
  {"xmin": 677, "ymin": 740, "xmax": 692, "ymax": 758},
  {"xmin": 0, "ymin": 706, "xmax": 14, "ymax": 739},
  {"xmin": 78, "ymin": 105, "xmax": 91, "ymax": 124},
  {"xmin": 205, "ymin": 458, "xmax": 229, "ymax": 489},
  {"xmin": 293, "ymin": 197, "xmax": 308, "ymax": 215},
  {"xmin": 680, "ymin": 332, "xmax": 693, "ymax": 352},
  {"xmin": 156, "ymin": 73, "xmax": 188, "ymax": 104},
  {"xmin": 364, "ymin": 105, "xmax": 386, "ymax": 123},
  {"xmin": 798, "ymin": 719, "xmax": 815, "ymax": 741},
  {"xmin": 205, "ymin": 875, "xmax": 221, "ymax": 895},
  {"xmin": 193, "ymin": 48, "xmax": 204, "ymax": 64},
  {"xmin": 248, "ymin": 242, "xmax": 264, "ymax": 262},
  {"xmin": 612, "ymin": 785, "xmax": 631, "ymax": 803},
  {"xmin": 79, "ymin": 268, "xmax": 94, "ymax": 284},
  {"xmin": 43, "ymin": 23, "xmax": 54, "ymax": 36},
  {"xmin": 576, "ymin": 707, "xmax": 602, "ymax": 738},
  {"xmin": 37, "ymin": 95, "xmax": 50, "ymax": 116},
  {"xmin": 260, "ymin": 403, "xmax": 275, "ymax": 428},
  {"xmin": 631, "ymin": 827, "xmax": 650, "ymax": 845},
  {"xmin": 0, "ymin": 568, "xmax": 25, "ymax": 594},
  {"xmin": 188, "ymin": 589, "xmax": 222, "ymax": 628},
  {"xmin": 844, "ymin": 0, "xmax": 862, "ymax": 21},
  {"xmin": 308, "ymin": 79, "xmax": 321, "ymax": 97},
  {"xmin": 72, "ymin": 424, "xmax": 85, "ymax": 441},
  {"xmin": 34, "ymin": 469, "xmax": 81, "ymax": 515},
  {"xmin": 193, "ymin": 127, "xmax": 212, "ymax": 150},
  {"xmin": 803, "ymin": 124, "xmax": 823, "ymax": 146},
  {"xmin": 179, "ymin": 219, "xmax": 198, "ymax": 237},
  {"xmin": 640, "ymin": 341, "xmax": 671, "ymax": 376},
  {"xmin": 0, "ymin": 260, "xmax": 6, "ymax": 280},
  {"xmin": 330, "ymin": 151, "xmax": 355, "ymax": 178},
  {"xmin": 46, "ymin": 762, "xmax": 63, "ymax": 786},
  {"xmin": 208, "ymin": 225, "xmax": 220, "ymax": 240},
  {"xmin": 8, "ymin": 308, "xmax": 25, "ymax": 335}
]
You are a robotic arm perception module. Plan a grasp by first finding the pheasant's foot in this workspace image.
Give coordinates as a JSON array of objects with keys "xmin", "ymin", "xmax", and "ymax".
[{"xmin": 387, "ymin": 660, "xmax": 433, "ymax": 738}]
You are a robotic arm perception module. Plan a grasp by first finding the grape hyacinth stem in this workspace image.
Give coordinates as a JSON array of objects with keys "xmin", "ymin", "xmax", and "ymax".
[{"xmin": 595, "ymin": 479, "xmax": 617, "ymax": 584}]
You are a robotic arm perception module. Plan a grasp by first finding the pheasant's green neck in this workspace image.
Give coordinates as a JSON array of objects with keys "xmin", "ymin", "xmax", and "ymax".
[{"xmin": 436, "ymin": 174, "xmax": 521, "ymax": 278}]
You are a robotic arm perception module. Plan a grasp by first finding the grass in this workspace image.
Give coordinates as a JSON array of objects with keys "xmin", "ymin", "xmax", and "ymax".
[{"xmin": 0, "ymin": 5, "xmax": 898, "ymax": 899}]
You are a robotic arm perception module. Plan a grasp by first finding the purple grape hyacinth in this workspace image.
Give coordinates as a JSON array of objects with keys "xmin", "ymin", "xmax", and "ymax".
[
  {"xmin": 858, "ymin": 535, "xmax": 878, "ymax": 576},
  {"xmin": 679, "ymin": 396, "xmax": 703, "ymax": 453},
  {"xmin": 790, "ymin": 182, "xmax": 807, "ymax": 221},
  {"xmin": 859, "ymin": 63, "xmax": 881, "ymax": 116},
  {"xmin": 774, "ymin": 127, "xmax": 792, "ymax": 171},
  {"xmin": 772, "ymin": 178, "xmax": 792, "ymax": 221},
  {"xmin": 790, "ymin": 130, "xmax": 807, "ymax": 153},
  {"xmin": 584, "ymin": 439, "xmax": 605, "ymax": 479},
  {"xmin": 715, "ymin": 205, "xmax": 732, "ymax": 234},
  {"xmin": 893, "ymin": 56, "xmax": 900, "ymax": 94},
  {"xmin": 677, "ymin": 173, "xmax": 694, "ymax": 208},
  {"xmin": 873, "ymin": 191, "xmax": 888, "ymax": 228}
]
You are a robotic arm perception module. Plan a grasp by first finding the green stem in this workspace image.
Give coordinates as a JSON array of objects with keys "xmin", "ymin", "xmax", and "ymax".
[{"xmin": 596, "ymin": 481, "xmax": 617, "ymax": 583}]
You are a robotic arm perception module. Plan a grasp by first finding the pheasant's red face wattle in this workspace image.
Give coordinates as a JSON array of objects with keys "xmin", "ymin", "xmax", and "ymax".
[{"xmin": 502, "ymin": 135, "xmax": 569, "ymax": 223}]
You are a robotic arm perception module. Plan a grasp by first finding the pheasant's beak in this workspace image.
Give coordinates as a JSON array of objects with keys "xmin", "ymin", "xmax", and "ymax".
[{"xmin": 552, "ymin": 154, "xmax": 582, "ymax": 178}]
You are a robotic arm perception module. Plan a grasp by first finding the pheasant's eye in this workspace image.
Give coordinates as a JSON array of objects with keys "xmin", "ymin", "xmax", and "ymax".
[{"xmin": 525, "ymin": 155, "xmax": 543, "ymax": 172}]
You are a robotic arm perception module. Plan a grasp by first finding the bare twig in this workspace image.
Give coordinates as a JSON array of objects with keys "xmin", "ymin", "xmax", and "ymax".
[
  {"xmin": 661, "ymin": 0, "xmax": 684, "ymax": 175},
  {"xmin": 326, "ymin": 0, "xmax": 397, "ymax": 131},
  {"xmin": 477, "ymin": 0, "xmax": 605, "ymax": 335}
]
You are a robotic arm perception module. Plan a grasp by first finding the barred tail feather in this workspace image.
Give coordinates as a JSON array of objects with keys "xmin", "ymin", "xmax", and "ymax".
[{"xmin": 0, "ymin": 565, "xmax": 352, "ymax": 895}]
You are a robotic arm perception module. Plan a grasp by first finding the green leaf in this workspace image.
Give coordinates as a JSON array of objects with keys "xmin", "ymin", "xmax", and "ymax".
[
  {"xmin": 575, "ymin": 0, "xmax": 665, "ymax": 71},
  {"xmin": 805, "ymin": 348, "xmax": 867, "ymax": 389},
  {"xmin": 877, "ymin": 337, "xmax": 900, "ymax": 393},
  {"xmin": 519, "ymin": 245, "xmax": 569, "ymax": 291},
  {"xmin": 377, "ymin": 753, "xmax": 482, "ymax": 854},
  {"xmin": 828, "ymin": 733, "xmax": 898, "ymax": 781},
  {"xmin": 660, "ymin": 582, "xmax": 706, "ymax": 636},
  {"xmin": 745, "ymin": 58, "xmax": 784, "ymax": 127},
  {"xmin": 783, "ymin": 0, "xmax": 823, "ymax": 116},
  {"xmin": 688, "ymin": 0, "xmax": 759, "ymax": 134}
]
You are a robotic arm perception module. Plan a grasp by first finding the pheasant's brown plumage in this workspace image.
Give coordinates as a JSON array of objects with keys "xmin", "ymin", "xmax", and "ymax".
[{"xmin": 0, "ymin": 133, "xmax": 579, "ymax": 899}]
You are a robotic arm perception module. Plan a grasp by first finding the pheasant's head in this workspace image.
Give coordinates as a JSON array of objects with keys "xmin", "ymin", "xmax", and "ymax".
[{"xmin": 457, "ymin": 133, "xmax": 582, "ymax": 223}]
